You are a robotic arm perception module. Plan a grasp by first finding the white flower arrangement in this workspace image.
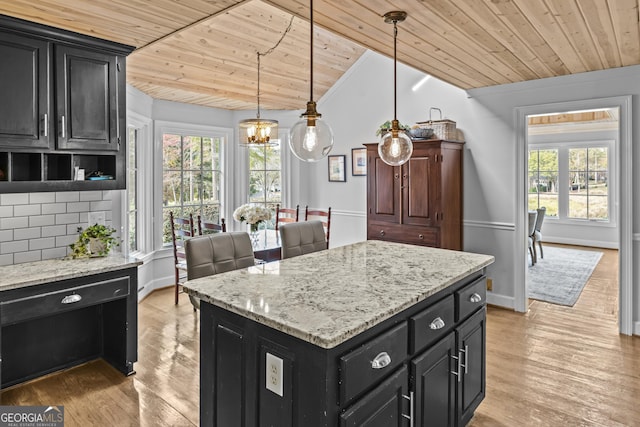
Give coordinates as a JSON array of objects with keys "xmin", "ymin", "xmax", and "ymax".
[{"xmin": 233, "ymin": 203, "xmax": 272, "ymax": 230}]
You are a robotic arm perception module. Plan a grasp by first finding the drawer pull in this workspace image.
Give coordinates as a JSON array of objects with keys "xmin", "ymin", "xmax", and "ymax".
[
  {"xmin": 61, "ymin": 294, "xmax": 82, "ymax": 304},
  {"xmin": 418, "ymin": 234, "xmax": 424, "ymax": 239},
  {"xmin": 429, "ymin": 317, "xmax": 445, "ymax": 330},
  {"xmin": 469, "ymin": 293, "xmax": 482, "ymax": 303},
  {"xmin": 371, "ymin": 352, "xmax": 391, "ymax": 369},
  {"xmin": 379, "ymin": 230, "xmax": 385, "ymax": 236}
]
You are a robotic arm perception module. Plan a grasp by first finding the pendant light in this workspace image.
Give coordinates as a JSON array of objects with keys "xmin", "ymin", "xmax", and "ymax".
[
  {"xmin": 378, "ymin": 11, "xmax": 412, "ymax": 166},
  {"xmin": 239, "ymin": 52, "xmax": 278, "ymax": 146},
  {"xmin": 289, "ymin": 0, "xmax": 334, "ymax": 162}
]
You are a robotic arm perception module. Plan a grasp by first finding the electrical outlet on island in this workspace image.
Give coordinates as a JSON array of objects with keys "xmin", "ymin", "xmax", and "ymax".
[{"xmin": 266, "ymin": 352, "xmax": 283, "ymax": 397}]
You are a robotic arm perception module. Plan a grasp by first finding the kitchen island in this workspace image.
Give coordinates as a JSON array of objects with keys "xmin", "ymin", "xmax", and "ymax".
[
  {"xmin": 184, "ymin": 240, "xmax": 494, "ymax": 427},
  {"xmin": 0, "ymin": 254, "xmax": 141, "ymax": 388}
]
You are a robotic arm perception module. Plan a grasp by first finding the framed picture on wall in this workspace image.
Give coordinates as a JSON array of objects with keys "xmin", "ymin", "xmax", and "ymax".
[
  {"xmin": 351, "ymin": 148, "xmax": 366, "ymax": 176},
  {"xmin": 328, "ymin": 155, "xmax": 346, "ymax": 182}
]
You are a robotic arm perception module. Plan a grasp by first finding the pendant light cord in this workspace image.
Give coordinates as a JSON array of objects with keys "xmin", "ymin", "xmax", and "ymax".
[
  {"xmin": 393, "ymin": 20, "xmax": 398, "ymax": 121},
  {"xmin": 309, "ymin": 0, "xmax": 314, "ymax": 102},
  {"xmin": 254, "ymin": 16, "xmax": 295, "ymax": 119}
]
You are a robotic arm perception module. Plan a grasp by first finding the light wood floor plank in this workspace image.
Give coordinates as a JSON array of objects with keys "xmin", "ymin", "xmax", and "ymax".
[{"xmin": 2, "ymin": 244, "xmax": 638, "ymax": 426}]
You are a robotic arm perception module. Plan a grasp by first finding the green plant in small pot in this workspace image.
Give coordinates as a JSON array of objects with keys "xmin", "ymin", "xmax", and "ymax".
[
  {"xmin": 69, "ymin": 224, "xmax": 119, "ymax": 259},
  {"xmin": 376, "ymin": 120, "xmax": 411, "ymax": 137}
]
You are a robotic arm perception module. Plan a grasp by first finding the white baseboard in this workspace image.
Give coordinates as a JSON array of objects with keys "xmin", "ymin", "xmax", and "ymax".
[
  {"xmin": 137, "ymin": 275, "xmax": 173, "ymax": 301},
  {"xmin": 633, "ymin": 321, "xmax": 640, "ymax": 336},
  {"xmin": 486, "ymin": 292, "xmax": 515, "ymax": 310}
]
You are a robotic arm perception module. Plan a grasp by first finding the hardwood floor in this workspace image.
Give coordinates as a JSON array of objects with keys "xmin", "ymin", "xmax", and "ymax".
[{"xmin": 2, "ymin": 244, "xmax": 638, "ymax": 426}]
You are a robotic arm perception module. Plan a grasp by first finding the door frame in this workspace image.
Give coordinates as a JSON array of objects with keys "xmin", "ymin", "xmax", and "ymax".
[{"xmin": 514, "ymin": 95, "xmax": 632, "ymax": 335}]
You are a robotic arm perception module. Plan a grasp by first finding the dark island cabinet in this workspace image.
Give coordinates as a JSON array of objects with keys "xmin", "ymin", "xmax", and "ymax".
[
  {"xmin": 366, "ymin": 139, "xmax": 464, "ymax": 250},
  {"xmin": 200, "ymin": 272, "xmax": 487, "ymax": 427},
  {"xmin": 0, "ymin": 15, "xmax": 133, "ymax": 192}
]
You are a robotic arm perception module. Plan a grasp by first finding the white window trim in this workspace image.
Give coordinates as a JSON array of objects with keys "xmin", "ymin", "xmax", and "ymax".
[
  {"xmin": 528, "ymin": 138, "xmax": 616, "ymax": 228},
  {"xmin": 155, "ymin": 120, "xmax": 233, "ymax": 247},
  {"xmin": 124, "ymin": 111, "xmax": 152, "ymax": 257}
]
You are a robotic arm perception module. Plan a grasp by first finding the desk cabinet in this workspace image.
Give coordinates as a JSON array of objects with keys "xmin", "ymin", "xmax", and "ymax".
[
  {"xmin": 366, "ymin": 139, "xmax": 464, "ymax": 250},
  {"xmin": 0, "ymin": 267, "xmax": 138, "ymax": 388}
]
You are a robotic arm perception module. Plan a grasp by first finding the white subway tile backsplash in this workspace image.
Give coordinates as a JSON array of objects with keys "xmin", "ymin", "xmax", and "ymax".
[
  {"xmin": 29, "ymin": 192, "xmax": 56, "ymax": 204},
  {"xmin": 29, "ymin": 215, "xmax": 55, "ymax": 227},
  {"xmin": 42, "ymin": 225, "xmax": 67, "ymax": 237},
  {"xmin": 1, "ymin": 216, "xmax": 29, "ymax": 229},
  {"xmin": 66, "ymin": 202, "xmax": 90, "ymax": 213},
  {"xmin": 55, "ymin": 213, "xmax": 80, "ymax": 225},
  {"xmin": 42, "ymin": 247, "xmax": 67, "ymax": 260},
  {"xmin": 80, "ymin": 191, "xmax": 103, "ymax": 201},
  {"xmin": 29, "ymin": 237, "xmax": 55, "ymax": 250},
  {"xmin": 42, "ymin": 203, "xmax": 67, "ymax": 215},
  {"xmin": 14, "ymin": 250, "xmax": 42, "ymax": 264},
  {"xmin": 14, "ymin": 227, "xmax": 41, "ymax": 240},
  {"xmin": 1, "ymin": 193, "xmax": 29, "ymax": 205},
  {"xmin": 0, "ymin": 206, "xmax": 13, "ymax": 217},
  {"xmin": 2, "ymin": 240, "xmax": 29, "ymax": 254},
  {"xmin": 0, "ymin": 191, "xmax": 115, "ymax": 265},
  {"xmin": 55, "ymin": 192, "xmax": 80, "ymax": 203},
  {"xmin": 14, "ymin": 204, "xmax": 41, "ymax": 217}
]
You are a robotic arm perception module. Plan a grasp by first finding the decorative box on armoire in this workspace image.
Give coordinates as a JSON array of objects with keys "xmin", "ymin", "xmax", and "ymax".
[{"xmin": 365, "ymin": 139, "xmax": 464, "ymax": 250}]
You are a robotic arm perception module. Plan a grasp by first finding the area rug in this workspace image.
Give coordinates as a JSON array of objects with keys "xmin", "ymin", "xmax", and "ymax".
[{"xmin": 528, "ymin": 246, "xmax": 603, "ymax": 306}]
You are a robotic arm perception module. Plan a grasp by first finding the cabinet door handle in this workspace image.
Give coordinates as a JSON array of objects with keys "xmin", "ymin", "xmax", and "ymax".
[
  {"xmin": 450, "ymin": 353, "xmax": 461, "ymax": 383},
  {"xmin": 469, "ymin": 293, "xmax": 482, "ymax": 303},
  {"xmin": 371, "ymin": 352, "xmax": 391, "ymax": 369},
  {"xmin": 43, "ymin": 113, "xmax": 48, "ymax": 137},
  {"xmin": 429, "ymin": 317, "xmax": 445, "ymax": 330},
  {"xmin": 379, "ymin": 230, "xmax": 385, "ymax": 237},
  {"xmin": 61, "ymin": 294, "xmax": 82, "ymax": 304},
  {"xmin": 61, "ymin": 115, "xmax": 66, "ymax": 138},
  {"xmin": 402, "ymin": 392, "xmax": 414, "ymax": 427},
  {"xmin": 459, "ymin": 344, "xmax": 469, "ymax": 374}
]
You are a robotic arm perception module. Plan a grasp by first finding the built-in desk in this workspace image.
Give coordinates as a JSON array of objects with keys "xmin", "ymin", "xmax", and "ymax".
[
  {"xmin": 185, "ymin": 240, "xmax": 494, "ymax": 426},
  {"xmin": 0, "ymin": 255, "xmax": 141, "ymax": 389}
]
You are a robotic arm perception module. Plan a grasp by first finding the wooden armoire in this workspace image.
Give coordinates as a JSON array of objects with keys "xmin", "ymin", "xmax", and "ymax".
[{"xmin": 365, "ymin": 139, "xmax": 464, "ymax": 250}]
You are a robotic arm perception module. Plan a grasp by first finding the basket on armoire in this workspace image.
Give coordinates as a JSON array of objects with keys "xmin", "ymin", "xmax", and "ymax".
[{"xmin": 417, "ymin": 107, "xmax": 457, "ymax": 140}]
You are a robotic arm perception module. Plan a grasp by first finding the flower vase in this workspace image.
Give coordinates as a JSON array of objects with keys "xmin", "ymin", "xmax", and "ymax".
[{"xmin": 249, "ymin": 223, "xmax": 260, "ymax": 248}]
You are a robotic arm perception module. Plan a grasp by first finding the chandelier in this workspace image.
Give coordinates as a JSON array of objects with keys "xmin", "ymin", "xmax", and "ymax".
[{"xmin": 239, "ymin": 52, "xmax": 278, "ymax": 146}]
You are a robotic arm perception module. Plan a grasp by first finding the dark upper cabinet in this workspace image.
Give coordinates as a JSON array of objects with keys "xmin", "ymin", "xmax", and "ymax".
[
  {"xmin": 55, "ymin": 45, "xmax": 118, "ymax": 151},
  {"xmin": 0, "ymin": 15, "xmax": 133, "ymax": 192},
  {"xmin": 0, "ymin": 32, "xmax": 51, "ymax": 148}
]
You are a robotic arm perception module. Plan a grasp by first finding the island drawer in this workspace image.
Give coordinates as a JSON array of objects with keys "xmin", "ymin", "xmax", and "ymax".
[
  {"xmin": 1, "ymin": 276, "xmax": 130, "ymax": 325},
  {"xmin": 456, "ymin": 276, "xmax": 486, "ymax": 321},
  {"xmin": 339, "ymin": 321, "xmax": 408, "ymax": 405},
  {"xmin": 410, "ymin": 294, "xmax": 455, "ymax": 354},
  {"xmin": 367, "ymin": 222, "xmax": 439, "ymax": 247}
]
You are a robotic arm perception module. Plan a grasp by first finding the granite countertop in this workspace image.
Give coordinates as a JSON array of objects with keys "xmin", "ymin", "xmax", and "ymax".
[
  {"xmin": 0, "ymin": 254, "xmax": 143, "ymax": 292},
  {"xmin": 184, "ymin": 240, "xmax": 494, "ymax": 349}
]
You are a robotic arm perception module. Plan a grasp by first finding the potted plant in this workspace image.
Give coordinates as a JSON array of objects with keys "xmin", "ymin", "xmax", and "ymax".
[
  {"xmin": 69, "ymin": 224, "xmax": 119, "ymax": 258},
  {"xmin": 376, "ymin": 120, "xmax": 411, "ymax": 137}
]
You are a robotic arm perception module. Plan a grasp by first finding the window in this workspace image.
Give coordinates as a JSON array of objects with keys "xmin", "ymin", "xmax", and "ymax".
[
  {"xmin": 127, "ymin": 127, "xmax": 139, "ymax": 252},
  {"xmin": 528, "ymin": 149, "xmax": 558, "ymax": 217},
  {"xmin": 568, "ymin": 147, "xmax": 608, "ymax": 220},
  {"xmin": 528, "ymin": 143, "xmax": 611, "ymax": 223},
  {"xmin": 248, "ymin": 144, "xmax": 281, "ymax": 228},
  {"xmin": 162, "ymin": 133, "xmax": 223, "ymax": 242}
]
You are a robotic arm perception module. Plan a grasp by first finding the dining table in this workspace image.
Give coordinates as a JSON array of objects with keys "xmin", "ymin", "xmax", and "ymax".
[{"xmin": 251, "ymin": 228, "xmax": 282, "ymax": 263}]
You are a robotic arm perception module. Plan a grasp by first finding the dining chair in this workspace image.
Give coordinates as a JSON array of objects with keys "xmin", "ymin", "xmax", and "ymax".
[
  {"xmin": 533, "ymin": 206, "xmax": 546, "ymax": 260},
  {"xmin": 279, "ymin": 220, "xmax": 327, "ymax": 259},
  {"xmin": 169, "ymin": 211, "xmax": 196, "ymax": 305},
  {"xmin": 275, "ymin": 204, "xmax": 299, "ymax": 232},
  {"xmin": 528, "ymin": 211, "xmax": 537, "ymax": 265},
  {"xmin": 185, "ymin": 232, "xmax": 255, "ymax": 310},
  {"xmin": 305, "ymin": 206, "xmax": 331, "ymax": 248},
  {"xmin": 198, "ymin": 215, "xmax": 226, "ymax": 235}
]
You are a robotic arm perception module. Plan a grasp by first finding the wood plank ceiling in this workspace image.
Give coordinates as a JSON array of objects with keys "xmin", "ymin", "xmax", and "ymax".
[{"xmin": 1, "ymin": 0, "xmax": 638, "ymax": 110}]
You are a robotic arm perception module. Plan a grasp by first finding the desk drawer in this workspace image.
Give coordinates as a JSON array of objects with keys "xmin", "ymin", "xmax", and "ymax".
[
  {"xmin": 339, "ymin": 322, "xmax": 408, "ymax": 405},
  {"xmin": 456, "ymin": 277, "xmax": 486, "ymax": 322},
  {"xmin": 1, "ymin": 276, "xmax": 130, "ymax": 325},
  {"xmin": 410, "ymin": 295, "xmax": 454, "ymax": 354}
]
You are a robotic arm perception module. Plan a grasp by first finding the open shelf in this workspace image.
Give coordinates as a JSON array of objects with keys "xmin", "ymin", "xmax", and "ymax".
[
  {"xmin": 45, "ymin": 153, "xmax": 72, "ymax": 180},
  {"xmin": 74, "ymin": 154, "xmax": 116, "ymax": 181},
  {"xmin": 12, "ymin": 153, "xmax": 41, "ymax": 181},
  {"xmin": 0, "ymin": 153, "xmax": 7, "ymax": 181}
]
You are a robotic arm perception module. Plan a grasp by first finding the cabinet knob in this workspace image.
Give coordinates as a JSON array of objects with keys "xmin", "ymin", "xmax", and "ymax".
[
  {"xmin": 379, "ymin": 230, "xmax": 385, "ymax": 236},
  {"xmin": 429, "ymin": 317, "xmax": 445, "ymax": 330},
  {"xmin": 371, "ymin": 352, "xmax": 392, "ymax": 369},
  {"xmin": 469, "ymin": 293, "xmax": 482, "ymax": 303},
  {"xmin": 418, "ymin": 234, "xmax": 424, "ymax": 240}
]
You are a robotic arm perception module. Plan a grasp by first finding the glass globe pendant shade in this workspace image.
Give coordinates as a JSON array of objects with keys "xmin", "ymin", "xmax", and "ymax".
[
  {"xmin": 289, "ymin": 102, "xmax": 334, "ymax": 162},
  {"xmin": 378, "ymin": 127, "xmax": 413, "ymax": 166}
]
